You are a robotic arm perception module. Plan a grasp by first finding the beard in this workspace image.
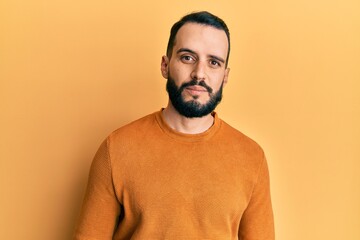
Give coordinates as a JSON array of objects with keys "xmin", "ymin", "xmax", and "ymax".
[{"xmin": 166, "ymin": 75, "xmax": 224, "ymax": 118}]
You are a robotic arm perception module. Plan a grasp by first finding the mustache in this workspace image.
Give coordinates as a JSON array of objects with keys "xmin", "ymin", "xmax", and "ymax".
[{"xmin": 180, "ymin": 79, "xmax": 213, "ymax": 94}]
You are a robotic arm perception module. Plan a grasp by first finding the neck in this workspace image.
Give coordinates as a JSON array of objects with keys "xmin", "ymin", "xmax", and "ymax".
[{"xmin": 162, "ymin": 101, "xmax": 215, "ymax": 134}]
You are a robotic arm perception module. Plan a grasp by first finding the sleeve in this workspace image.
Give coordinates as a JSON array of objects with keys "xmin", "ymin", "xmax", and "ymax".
[
  {"xmin": 238, "ymin": 155, "xmax": 275, "ymax": 240},
  {"xmin": 74, "ymin": 139, "xmax": 121, "ymax": 240}
]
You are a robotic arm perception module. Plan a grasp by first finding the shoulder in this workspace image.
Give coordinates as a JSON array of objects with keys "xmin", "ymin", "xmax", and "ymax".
[
  {"xmin": 216, "ymin": 117, "xmax": 267, "ymax": 176},
  {"xmin": 218, "ymin": 118, "xmax": 264, "ymax": 155},
  {"xmin": 100, "ymin": 111, "xmax": 160, "ymax": 164},
  {"xmin": 214, "ymin": 117, "xmax": 269, "ymax": 189},
  {"xmin": 108, "ymin": 111, "xmax": 158, "ymax": 140}
]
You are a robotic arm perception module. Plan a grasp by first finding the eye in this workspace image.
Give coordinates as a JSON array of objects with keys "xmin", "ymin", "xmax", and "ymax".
[
  {"xmin": 210, "ymin": 60, "xmax": 221, "ymax": 67},
  {"xmin": 180, "ymin": 55, "xmax": 195, "ymax": 63}
]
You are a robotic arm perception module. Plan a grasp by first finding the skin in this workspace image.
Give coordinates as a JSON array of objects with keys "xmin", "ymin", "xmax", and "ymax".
[{"xmin": 161, "ymin": 23, "xmax": 230, "ymax": 134}]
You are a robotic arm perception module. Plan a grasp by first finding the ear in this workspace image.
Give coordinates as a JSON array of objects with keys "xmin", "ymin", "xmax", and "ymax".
[
  {"xmin": 161, "ymin": 55, "xmax": 169, "ymax": 79},
  {"xmin": 223, "ymin": 68, "xmax": 230, "ymax": 86}
]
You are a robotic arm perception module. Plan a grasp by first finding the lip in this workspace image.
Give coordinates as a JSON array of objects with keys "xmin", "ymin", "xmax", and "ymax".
[{"xmin": 185, "ymin": 86, "xmax": 208, "ymax": 92}]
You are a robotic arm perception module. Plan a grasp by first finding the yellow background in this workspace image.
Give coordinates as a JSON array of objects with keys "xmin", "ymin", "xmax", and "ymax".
[{"xmin": 1, "ymin": 0, "xmax": 359, "ymax": 239}]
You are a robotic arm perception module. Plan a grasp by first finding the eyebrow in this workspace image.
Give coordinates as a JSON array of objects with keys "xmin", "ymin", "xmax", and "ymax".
[
  {"xmin": 176, "ymin": 48, "xmax": 196, "ymax": 55},
  {"xmin": 176, "ymin": 48, "xmax": 225, "ymax": 64},
  {"xmin": 209, "ymin": 54, "xmax": 225, "ymax": 64}
]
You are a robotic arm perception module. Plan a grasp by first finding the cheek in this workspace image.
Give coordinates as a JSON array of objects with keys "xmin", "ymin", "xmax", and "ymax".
[
  {"xmin": 209, "ymin": 72, "xmax": 226, "ymax": 88},
  {"xmin": 170, "ymin": 65, "xmax": 192, "ymax": 82}
]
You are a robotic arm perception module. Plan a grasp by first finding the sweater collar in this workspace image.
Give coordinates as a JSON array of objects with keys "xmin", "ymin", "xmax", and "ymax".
[{"xmin": 155, "ymin": 109, "xmax": 221, "ymax": 142}]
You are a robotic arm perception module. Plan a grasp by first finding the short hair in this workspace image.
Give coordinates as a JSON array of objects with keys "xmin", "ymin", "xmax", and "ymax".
[{"xmin": 166, "ymin": 11, "xmax": 230, "ymax": 67}]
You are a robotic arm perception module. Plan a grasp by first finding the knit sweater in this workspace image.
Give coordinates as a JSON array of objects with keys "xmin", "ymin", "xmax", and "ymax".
[{"xmin": 74, "ymin": 110, "xmax": 274, "ymax": 240}]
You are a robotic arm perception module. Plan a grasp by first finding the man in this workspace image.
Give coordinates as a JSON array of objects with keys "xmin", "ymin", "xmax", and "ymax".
[{"xmin": 74, "ymin": 11, "xmax": 274, "ymax": 240}]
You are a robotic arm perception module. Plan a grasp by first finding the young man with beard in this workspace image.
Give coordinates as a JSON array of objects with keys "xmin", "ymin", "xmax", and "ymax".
[{"xmin": 74, "ymin": 11, "xmax": 275, "ymax": 240}]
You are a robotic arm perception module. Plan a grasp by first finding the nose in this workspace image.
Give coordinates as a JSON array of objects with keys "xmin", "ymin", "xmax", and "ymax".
[{"xmin": 190, "ymin": 61, "xmax": 206, "ymax": 81}]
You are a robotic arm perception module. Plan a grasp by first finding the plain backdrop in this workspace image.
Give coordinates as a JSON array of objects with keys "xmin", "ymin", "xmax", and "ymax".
[{"xmin": 1, "ymin": 0, "xmax": 359, "ymax": 239}]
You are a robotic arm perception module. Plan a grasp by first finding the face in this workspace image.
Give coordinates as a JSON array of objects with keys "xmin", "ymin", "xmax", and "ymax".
[{"xmin": 161, "ymin": 23, "xmax": 230, "ymax": 118}]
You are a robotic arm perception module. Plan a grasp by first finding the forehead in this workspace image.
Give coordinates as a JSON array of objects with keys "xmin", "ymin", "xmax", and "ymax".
[{"xmin": 173, "ymin": 23, "xmax": 228, "ymax": 58}]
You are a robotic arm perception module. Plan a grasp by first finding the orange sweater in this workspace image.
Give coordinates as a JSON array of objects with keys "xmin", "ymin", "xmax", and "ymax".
[{"xmin": 74, "ymin": 110, "xmax": 274, "ymax": 240}]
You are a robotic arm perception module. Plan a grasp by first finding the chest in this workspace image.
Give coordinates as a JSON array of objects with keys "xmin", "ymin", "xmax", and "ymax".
[{"xmin": 112, "ymin": 142, "xmax": 256, "ymax": 222}]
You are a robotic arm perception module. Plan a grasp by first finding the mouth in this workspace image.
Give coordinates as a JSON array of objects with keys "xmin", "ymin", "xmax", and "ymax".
[{"xmin": 185, "ymin": 86, "xmax": 208, "ymax": 94}]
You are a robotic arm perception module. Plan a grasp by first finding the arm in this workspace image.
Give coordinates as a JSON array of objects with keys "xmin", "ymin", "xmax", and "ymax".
[
  {"xmin": 74, "ymin": 139, "xmax": 121, "ymax": 240},
  {"xmin": 238, "ymin": 156, "xmax": 275, "ymax": 240}
]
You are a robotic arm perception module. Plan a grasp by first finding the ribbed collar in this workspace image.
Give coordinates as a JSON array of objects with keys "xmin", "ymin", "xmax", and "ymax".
[{"xmin": 155, "ymin": 109, "xmax": 222, "ymax": 143}]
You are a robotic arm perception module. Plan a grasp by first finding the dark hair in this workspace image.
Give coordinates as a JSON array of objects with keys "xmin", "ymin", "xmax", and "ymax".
[{"xmin": 166, "ymin": 11, "xmax": 230, "ymax": 67}]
